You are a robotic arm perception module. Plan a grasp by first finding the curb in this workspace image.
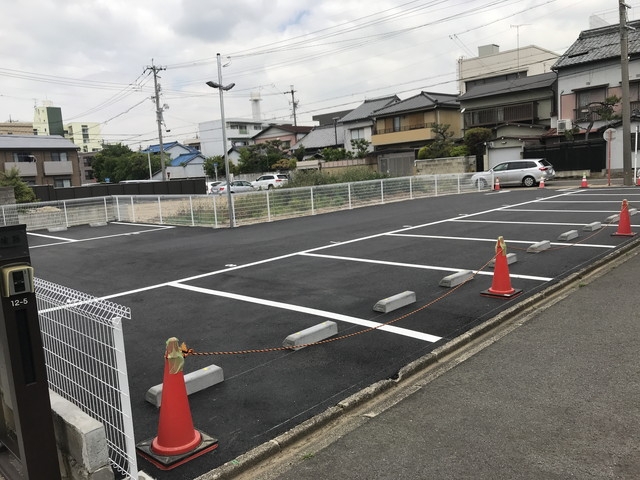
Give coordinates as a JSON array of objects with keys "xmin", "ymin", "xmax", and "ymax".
[{"xmin": 197, "ymin": 236, "xmax": 640, "ymax": 480}]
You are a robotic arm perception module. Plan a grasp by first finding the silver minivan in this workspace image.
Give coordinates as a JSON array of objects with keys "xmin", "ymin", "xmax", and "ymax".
[{"xmin": 471, "ymin": 158, "xmax": 555, "ymax": 188}]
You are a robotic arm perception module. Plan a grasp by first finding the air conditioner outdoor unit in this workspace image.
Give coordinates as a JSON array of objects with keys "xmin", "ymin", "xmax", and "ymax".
[{"xmin": 557, "ymin": 119, "xmax": 572, "ymax": 133}]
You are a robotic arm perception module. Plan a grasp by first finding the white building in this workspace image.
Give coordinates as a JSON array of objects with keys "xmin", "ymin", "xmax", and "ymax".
[
  {"xmin": 65, "ymin": 122, "xmax": 103, "ymax": 153},
  {"xmin": 198, "ymin": 118, "xmax": 266, "ymax": 158}
]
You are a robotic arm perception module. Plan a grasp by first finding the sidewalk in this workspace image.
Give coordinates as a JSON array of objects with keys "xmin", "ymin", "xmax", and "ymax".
[{"xmin": 212, "ymin": 240, "xmax": 640, "ymax": 480}]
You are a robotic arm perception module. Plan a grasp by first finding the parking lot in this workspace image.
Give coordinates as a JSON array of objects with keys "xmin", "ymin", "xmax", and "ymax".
[{"xmin": 28, "ymin": 184, "xmax": 640, "ymax": 479}]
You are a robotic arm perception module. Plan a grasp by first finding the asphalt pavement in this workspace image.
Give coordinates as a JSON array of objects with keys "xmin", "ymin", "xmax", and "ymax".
[{"xmin": 202, "ymin": 230, "xmax": 640, "ymax": 479}]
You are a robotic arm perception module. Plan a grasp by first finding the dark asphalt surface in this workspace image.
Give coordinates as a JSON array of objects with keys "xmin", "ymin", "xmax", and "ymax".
[
  {"xmin": 225, "ymin": 237, "xmax": 640, "ymax": 480},
  {"xmin": 26, "ymin": 180, "xmax": 640, "ymax": 479}
]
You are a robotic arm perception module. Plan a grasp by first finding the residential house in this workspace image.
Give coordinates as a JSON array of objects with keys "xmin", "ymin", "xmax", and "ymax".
[
  {"xmin": 458, "ymin": 44, "xmax": 559, "ymax": 95},
  {"xmin": 199, "ymin": 118, "xmax": 266, "ymax": 157},
  {"xmin": 339, "ymin": 96, "xmax": 399, "ymax": 155},
  {"xmin": 458, "ymin": 71, "xmax": 557, "ymax": 167},
  {"xmin": 293, "ymin": 125, "xmax": 345, "ymax": 170},
  {"xmin": 0, "ymin": 135, "xmax": 80, "ymax": 187},
  {"xmin": 143, "ymin": 142, "xmax": 207, "ymax": 179},
  {"xmin": 551, "ymin": 20, "xmax": 640, "ymax": 174},
  {"xmin": 252, "ymin": 124, "xmax": 313, "ymax": 150}
]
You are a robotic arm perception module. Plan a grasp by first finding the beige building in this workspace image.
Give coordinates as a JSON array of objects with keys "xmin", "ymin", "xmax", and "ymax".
[
  {"xmin": 65, "ymin": 122, "xmax": 103, "ymax": 153},
  {"xmin": 0, "ymin": 122, "xmax": 35, "ymax": 135},
  {"xmin": 458, "ymin": 44, "xmax": 559, "ymax": 95}
]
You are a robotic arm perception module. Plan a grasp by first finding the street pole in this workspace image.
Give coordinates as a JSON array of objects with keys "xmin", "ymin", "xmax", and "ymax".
[
  {"xmin": 148, "ymin": 61, "xmax": 168, "ymax": 182},
  {"xmin": 207, "ymin": 53, "xmax": 236, "ymax": 227},
  {"xmin": 620, "ymin": 1, "xmax": 633, "ymax": 185}
]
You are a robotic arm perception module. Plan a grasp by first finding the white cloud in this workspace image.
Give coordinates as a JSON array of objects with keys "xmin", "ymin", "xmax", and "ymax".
[{"xmin": 0, "ymin": 0, "xmax": 628, "ymax": 150}]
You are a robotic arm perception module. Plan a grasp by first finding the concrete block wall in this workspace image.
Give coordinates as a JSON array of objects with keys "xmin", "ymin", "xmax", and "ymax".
[
  {"xmin": 49, "ymin": 391, "xmax": 114, "ymax": 480},
  {"xmin": 414, "ymin": 156, "xmax": 476, "ymax": 175}
]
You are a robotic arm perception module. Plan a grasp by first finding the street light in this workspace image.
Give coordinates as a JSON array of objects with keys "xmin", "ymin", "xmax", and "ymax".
[{"xmin": 206, "ymin": 53, "xmax": 236, "ymax": 227}]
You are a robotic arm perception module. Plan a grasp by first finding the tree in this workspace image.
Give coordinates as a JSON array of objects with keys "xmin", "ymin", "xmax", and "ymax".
[
  {"xmin": 350, "ymin": 138, "xmax": 371, "ymax": 158},
  {"xmin": 236, "ymin": 140, "xmax": 289, "ymax": 174},
  {"xmin": 92, "ymin": 144, "xmax": 160, "ymax": 182},
  {"xmin": 203, "ymin": 155, "xmax": 225, "ymax": 178},
  {"xmin": 0, "ymin": 167, "xmax": 36, "ymax": 203},
  {"xmin": 417, "ymin": 123, "xmax": 456, "ymax": 159},
  {"xmin": 321, "ymin": 147, "xmax": 351, "ymax": 161},
  {"xmin": 463, "ymin": 128, "xmax": 493, "ymax": 157}
]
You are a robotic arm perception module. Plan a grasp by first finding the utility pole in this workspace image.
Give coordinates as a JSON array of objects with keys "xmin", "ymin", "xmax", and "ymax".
[
  {"xmin": 286, "ymin": 85, "xmax": 298, "ymax": 126},
  {"xmin": 620, "ymin": 1, "xmax": 633, "ymax": 185},
  {"xmin": 146, "ymin": 61, "xmax": 168, "ymax": 181}
]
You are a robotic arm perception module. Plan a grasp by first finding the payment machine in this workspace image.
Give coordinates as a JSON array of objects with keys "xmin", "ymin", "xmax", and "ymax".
[{"xmin": 0, "ymin": 225, "xmax": 60, "ymax": 479}]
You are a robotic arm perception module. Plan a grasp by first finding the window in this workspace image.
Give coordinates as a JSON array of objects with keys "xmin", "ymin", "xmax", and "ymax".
[
  {"xmin": 82, "ymin": 125, "xmax": 90, "ymax": 143},
  {"xmin": 13, "ymin": 152, "xmax": 35, "ymax": 162},
  {"xmin": 351, "ymin": 128, "xmax": 365, "ymax": 139},
  {"xmin": 54, "ymin": 179, "xmax": 71, "ymax": 188},
  {"xmin": 393, "ymin": 117, "xmax": 401, "ymax": 132},
  {"xmin": 50, "ymin": 152, "xmax": 68, "ymax": 162},
  {"xmin": 576, "ymin": 87, "xmax": 606, "ymax": 110}
]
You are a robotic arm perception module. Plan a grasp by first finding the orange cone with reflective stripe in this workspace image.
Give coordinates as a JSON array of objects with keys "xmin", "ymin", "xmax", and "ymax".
[
  {"xmin": 612, "ymin": 199, "xmax": 636, "ymax": 237},
  {"xmin": 539, "ymin": 177, "xmax": 545, "ymax": 188},
  {"xmin": 137, "ymin": 338, "xmax": 218, "ymax": 470},
  {"xmin": 481, "ymin": 237, "xmax": 523, "ymax": 299},
  {"xmin": 493, "ymin": 177, "xmax": 500, "ymax": 191},
  {"xmin": 580, "ymin": 173, "xmax": 589, "ymax": 188}
]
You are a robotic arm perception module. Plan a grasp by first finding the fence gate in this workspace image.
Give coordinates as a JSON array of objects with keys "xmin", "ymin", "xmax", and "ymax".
[{"xmin": 36, "ymin": 278, "xmax": 137, "ymax": 479}]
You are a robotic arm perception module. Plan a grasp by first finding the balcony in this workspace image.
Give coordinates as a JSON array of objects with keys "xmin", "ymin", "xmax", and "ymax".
[
  {"xmin": 44, "ymin": 161, "xmax": 73, "ymax": 175},
  {"xmin": 5, "ymin": 162, "xmax": 37, "ymax": 176},
  {"xmin": 464, "ymin": 102, "xmax": 536, "ymax": 128}
]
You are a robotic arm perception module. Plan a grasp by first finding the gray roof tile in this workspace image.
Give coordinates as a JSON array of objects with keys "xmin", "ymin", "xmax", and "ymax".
[
  {"xmin": 0, "ymin": 135, "xmax": 78, "ymax": 150},
  {"xmin": 553, "ymin": 20, "xmax": 640, "ymax": 69},
  {"xmin": 459, "ymin": 72, "xmax": 556, "ymax": 100},
  {"xmin": 340, "ymin": 95, "xmax": 400, "ymax": 122},
  {"xmin": 373, "ymin": 91, "xmax": 459, "ymax": 116}
]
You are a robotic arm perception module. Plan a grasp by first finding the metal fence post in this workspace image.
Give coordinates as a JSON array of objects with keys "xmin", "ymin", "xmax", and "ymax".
[
  {"xmin": 157, "ymin": 196, "xmax": 163, "ymax": 224},
  {"xmin": 311, "ymin": 187, "xmax": 315, "ymax": 215},
  {"xmin": 189, "ymin": 196, "xmax": 195, "ymax": 226},
  {"xmin": 435, "ymin": 176, "xmax": 438, "ymax": 196},
  {"xmin": 212, "ymin": 195, "xmax": 218, "ymax": 228},
  {"xmin": 266, "ymin": 190, "xmax": 271, "ymax": 222},
  {"xmin": 63, "ymin": 200, "xmax": 69, "ymax": 227},
  {"xmin": 348, "ymin": 183, "xmax": 352, "ymax": 209},
  {"xmin": 104, "ymin": 197, "xmax": 109, "ymax": 223},
  {"xmin": 410, "ymin": 177, "xmax": 413, "ymax": 199},
  {"xmin": 131, "ymin": 196, "xmax": 136, "ymax": 223},
  {"xmin": 381, "ymin": 180, "xmax": 384, "ymax": 204}
]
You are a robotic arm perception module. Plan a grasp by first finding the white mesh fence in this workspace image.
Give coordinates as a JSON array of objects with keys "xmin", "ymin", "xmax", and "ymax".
[
  {"xmin": 3, "ymin": 173, "xmax": 482, "ymax": 230},
  {"xmin": 36, "ymin": 278, "xmax": 137, "ymax": 479}
]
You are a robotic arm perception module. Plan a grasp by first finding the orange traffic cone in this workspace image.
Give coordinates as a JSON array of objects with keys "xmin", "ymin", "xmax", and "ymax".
[
  {"xmin": 137, "ymin": 338, "xmax": 218, "ymax": 470},
  {"xmin": 580, "ymin": 173, "xmax": 589, "ymax": 188},
  {"xmin": 636, "ymin": 174, "xmax": 640, "ymax": 187},
  {"xmin": 493, "ymin": 177, "xmax": 500, "ymax": 191},
  {"xmin": 612, "ymin": 199, "xmax": 636, "ymax": 237},
  {"xmin": 481, "ymin": 237, "xmax": 523, "ymax": 299},
  {"xmin": 539, "ymin": 177, "xmax": 545, "ymax": 189}
]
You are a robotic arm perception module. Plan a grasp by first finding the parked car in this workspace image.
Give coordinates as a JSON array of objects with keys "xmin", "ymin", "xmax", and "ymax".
[
  {"xmin": 212, "ymin": 180, "xmax": 256, "ymax": 194},
  {"xmin": 252, "ymin": 174, "xmax": 289, "ymax": 190},
  {"xmin": 471, "ymin": 159, "xmax": 555, "ymax": 188},
  {"xmin": 207, "ymin": 181, "xmax": 222, "ymax": 194}
]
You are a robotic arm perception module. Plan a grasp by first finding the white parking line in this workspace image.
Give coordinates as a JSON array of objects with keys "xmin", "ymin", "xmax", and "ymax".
[
  {"xmin": 300, "ymin": 252, "xmax": 553, "ymax": 282},
  {"xmin": 29, "ymin": 224, "xmax": 176, "ymax": 248},
  {"xmin": 27, "ymin": 232, "xmax": 77, "ymax": 242},
  {"xmin": 387, "ymin": 233, "xmax": 615, "ymax": 249},
  {"xmin": 169, "ymin": 282, "xmax": 442, "ymax": 343}
]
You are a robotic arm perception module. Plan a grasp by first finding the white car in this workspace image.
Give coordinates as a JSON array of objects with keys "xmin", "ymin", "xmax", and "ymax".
[
  {"xmin": 207, "ymin": 181, "xmax": 222, "ymax": 194},
  {"xmin": 471, "ymin": 159, "xmax": 555, "ymax": 188},
  {"xmin": 252, "ymin": 174, "xmax": 289, "ymax": 190},
  {"xmin": 212, "ymin": 180, "xmax": 256, "ymax": 194}
]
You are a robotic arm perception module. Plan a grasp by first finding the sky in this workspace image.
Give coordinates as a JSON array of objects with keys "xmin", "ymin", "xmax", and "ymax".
[{"xmin": 0, "ymin": 0, "xmax": 632, "ymax": 151}]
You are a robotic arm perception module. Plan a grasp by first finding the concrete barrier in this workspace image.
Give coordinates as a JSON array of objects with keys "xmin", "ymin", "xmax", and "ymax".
[
  {"xmin": 373, "ymin": 291, "xmax": 416, "ymax": 312},
  {"xmin": 489, "ymin": 253, "xmax": 517, "ymax": 267},
  {"xmin": 439, "ymin": 270, "xmax": 473, "ymax": 288},
  {"xmin": 283, "ymin": 321, "xmax": 339, "ymax": 350},
  {"xmin": 145, "ymin": 364, "xmax": 224, "ymax": 407},
  {"xmin": 557, "ymin": 230, "xmax": 579, "ymax": 241},
  {"xmin": 527, "ymin": 240, "xmax": 551, "ymax": 253},
  {"xmin": 583, "ymin": 222, "xmax": 602, "ymax": 232}
]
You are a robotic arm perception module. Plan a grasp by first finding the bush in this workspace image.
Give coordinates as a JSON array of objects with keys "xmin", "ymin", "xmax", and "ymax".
[{"xmin": 288, "ymin": 167, "xmax": 387, "ymax": 188}]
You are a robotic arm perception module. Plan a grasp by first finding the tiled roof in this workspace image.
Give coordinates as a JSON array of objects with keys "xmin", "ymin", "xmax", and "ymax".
[
  {"xmin": 459, "ymin": 72, "xmax": 556, "ymax": 101},
  {"xmin": 372, "ymin": 92, "xmax": 459, "ymax": 116},
  {"xmin": 168, "ymin": 152, "xmax": 204, "ymax": 166},
  {"xmin": 553, "ymin": 20, "xmax": 640, "ymax": 69},
  {"xmin": 295, "ymin": 125, "xmax": 344, "ymax": 149},
  {"xmin": 0, "ymin": 134, "xmax": 78, "ymax": 150},
  {"xmin": 339, "ymin": 96, "xmax": 400, "ymax": 123}
]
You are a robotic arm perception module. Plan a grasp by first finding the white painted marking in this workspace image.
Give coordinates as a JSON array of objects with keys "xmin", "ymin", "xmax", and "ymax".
[
  {"xmin": 29, "ymin": 225, "xmax": 176, "ymax": 249},
  {"xmin": 27, "ymin": 232, "xmax": 77, "ymax": 242},
  {"xmin": 451, "ymin": 219, "xmax": 631, "ymax": 227},
  {"xmin": 387, "ymin": 233, "xmax": 615, "ymax": 249},
  {"xmin": 169, "ymin": 282, "xmax": 442, "ymax": 343},
  {"xmin": 300, "ymin": 252, "xmax": 553, "ymax": 282},
  {"xmin": 505, "ymin": 209, "xmax": 620, "ymax": 213}
]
